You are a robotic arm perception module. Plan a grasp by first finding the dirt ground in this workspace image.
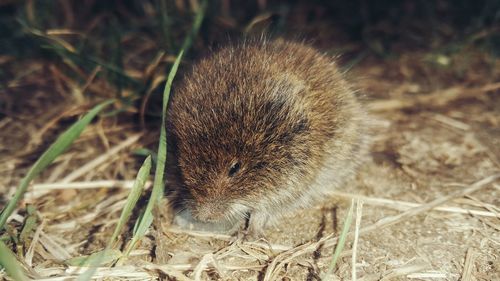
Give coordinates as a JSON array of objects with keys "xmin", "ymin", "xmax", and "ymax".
[{"xmin": 1, "ymin": 1, "xmax": 500, "ymax": 281}]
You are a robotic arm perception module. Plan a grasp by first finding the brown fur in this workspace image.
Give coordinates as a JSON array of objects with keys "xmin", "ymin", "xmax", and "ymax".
[{"xmin": 166, "ymin": 38, "xmax": 368, "ymax": 233}]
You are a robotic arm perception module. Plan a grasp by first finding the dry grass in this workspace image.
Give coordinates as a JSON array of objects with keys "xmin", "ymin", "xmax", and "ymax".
[{"xmin": 1, "ymin": 0, "xmax": 500, "ymax": 280}]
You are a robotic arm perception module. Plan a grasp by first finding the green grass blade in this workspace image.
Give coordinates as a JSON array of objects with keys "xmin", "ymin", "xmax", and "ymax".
[
  {"xmin": 323, "ymin": 199, "xmax": 355, "ymax": 279},
  {"xmin": 158, "ymin": 0, "xmax": 176, "ymax": 50},
  {"xmin": 66, "ymin": 249, "xmax": 122, "ymax": 267},
  {"xmin": 75, "ymin": 156, "xmax": 152, "ymax": 281},
  {"xmin": 0, "ymin": 241, "xmax": 29, "ymax": 281},
  {"xmin": 122, "ymin": 213, "xmax": 153, "ymax": 257},
  {"xmin": 0, "ymin": 100, "xmax": 114, "ymax": 230},
  {"xmin": 19, "ymin": 205, "xmax": 37, "ymax": 243},
  {"xmin": 109, "ymin": 155, "xmax": 152, "ymax": 246},
  {"xmin": 180, "ymin": 0, "xmax": 207, "ymax": 52},
  {"xmin": 122, "ymin": 50, "xmax": 184, "ymax": 257},
  {"xmin": 152, "ymin": 48, "xmax": 184, "ymax": 202},
  {"xmin": 151, "ymin": 48, "xmax": 184, "ymax": 201}
]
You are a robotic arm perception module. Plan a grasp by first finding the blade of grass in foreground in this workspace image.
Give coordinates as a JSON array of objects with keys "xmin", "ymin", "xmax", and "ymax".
[
  {"xmin": 74, "ymin": 156, "xmax": 152, "ymax": 280},
  {"xmin": 122, "ymin": 49, "xmax": 184, "ymax": 257},
  {"xmin": 0, "ymin": 241, "xmax": 29, "ymax": 281},
  {"xmin": 323, "ymin": 199, "xmax": 355, "ymax": 279},
  {"xmin": 68, "ymin": 156, "xmax": 152, "ymax": 266},
  {"xmin": 109, "ymin": 155, "xmax": 152, "ymax": 246},
  {"xmin": 0, "ymin": 100, "xmax": 114, "ymax": 230},
  {"xmin": 180, "ymin": 0, "xmax": 207, "ymax": 53}
]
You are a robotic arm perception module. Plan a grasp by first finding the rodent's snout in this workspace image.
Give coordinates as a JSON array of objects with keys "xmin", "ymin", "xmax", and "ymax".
[
  {"xmin": 190, "ymin": 200, "xmax": 251, "ymax": 223},
  {"xmin": 191, "ymin": 201, "xmax": 229, "ymax": 222}
]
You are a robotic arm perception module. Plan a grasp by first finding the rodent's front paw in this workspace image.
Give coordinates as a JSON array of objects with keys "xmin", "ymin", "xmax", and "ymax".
[{"xmin": 233, "ymin": 211, "xmax": 270, "ymax": 241}]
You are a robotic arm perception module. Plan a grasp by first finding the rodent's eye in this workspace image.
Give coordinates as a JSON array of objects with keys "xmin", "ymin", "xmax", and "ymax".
[{"xmin": 228, "ymin": 161, "xmax": 241, "ymax": 177}]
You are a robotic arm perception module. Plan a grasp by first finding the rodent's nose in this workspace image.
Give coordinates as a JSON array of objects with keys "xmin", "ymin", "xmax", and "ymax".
[{"xmin": 193, "ymin": 202, "xmax": 227, "ymax": 222}]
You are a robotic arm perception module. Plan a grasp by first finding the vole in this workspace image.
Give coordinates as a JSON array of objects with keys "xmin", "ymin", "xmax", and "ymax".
[{"xmin": 166, "ymin": 39, "xmax": 368, "ymax": 235}]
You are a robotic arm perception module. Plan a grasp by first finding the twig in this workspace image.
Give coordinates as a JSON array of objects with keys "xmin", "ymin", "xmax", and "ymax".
[
  {"xmin": 352, "ymin": 200, "xmax": 363, "ymax": 281},
  {"xmin": 328, "ymin": 190, "xmax": 498, "ymax": 218},
  {"xmin": 380, "ymin": 262, "xmax": 428, "ymax": 280},
  {"xmin": 32, "ymin": 180, "xmax": 139, "ymax": 190},
  {"xmin": 460, "ymin": 248, "xmax": 476, "ymax": 281},
  {"xmin": 38, "ymin": 232, "xmax": 72, "ymax": 261},
  {"xmin": 193, "ymin": 254, "xmax": 213, "ymax": 281},
  {"xmin": 368, "ymin": 84, "xmax": 500, "ymax": 112},
  {"xmin": 25, "ymin": 220, "xmax": 46, "ymax": 267}
]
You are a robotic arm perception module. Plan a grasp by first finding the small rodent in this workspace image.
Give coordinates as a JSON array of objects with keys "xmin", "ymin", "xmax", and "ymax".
[{"xmin": 166, "ymin": 39, "xmax": 368, "ymax": 234}]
